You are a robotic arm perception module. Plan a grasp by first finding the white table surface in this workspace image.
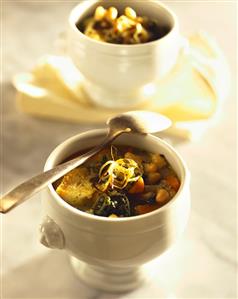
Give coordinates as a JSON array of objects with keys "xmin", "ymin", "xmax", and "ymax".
[{"xmin": 1, "ymin": 1, "xmax": 237, "ymax": 298}]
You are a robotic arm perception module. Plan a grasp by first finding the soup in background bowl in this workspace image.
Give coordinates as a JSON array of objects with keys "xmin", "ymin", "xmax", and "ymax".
[
  {"xmin": 68, "ymin": 0, "xmax": 187, "ymax": 108},
  {"xmin": 78, "ymin": 6, "xmax": 170, "ymax": 44}
]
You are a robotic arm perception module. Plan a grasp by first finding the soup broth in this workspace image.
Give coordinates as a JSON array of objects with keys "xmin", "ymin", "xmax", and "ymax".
[
  {"xmin": 54, "ymin": 145, "xmax": 180, "ymax": 218},
  {"xmin": 77, "ymin": 6, "xmax": 170, "ymax": 44}
]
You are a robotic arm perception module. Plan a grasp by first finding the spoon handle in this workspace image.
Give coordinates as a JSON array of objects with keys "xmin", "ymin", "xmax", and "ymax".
[{"xmin": 0, "ymin": 129, "xmax": 128, "ymax": 214}]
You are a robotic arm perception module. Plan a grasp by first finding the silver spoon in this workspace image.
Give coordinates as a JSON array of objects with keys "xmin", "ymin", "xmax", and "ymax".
[{"xmin": 0, "ymin": 111, "xmax": 171, "ymax": 213}]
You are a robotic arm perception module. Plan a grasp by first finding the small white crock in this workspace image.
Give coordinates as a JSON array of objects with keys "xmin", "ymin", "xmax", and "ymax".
[
  {"xmin": 68, "ymin": 0, "xmax": 187, "ymax": 109},
  {"xmin": 40, "ymin": 129, "xmax": 190, "ymax": 292}
]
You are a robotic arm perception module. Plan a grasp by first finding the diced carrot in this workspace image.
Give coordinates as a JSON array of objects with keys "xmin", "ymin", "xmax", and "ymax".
[
  {"xmin": 134, "ymin": 204, "xmax": 159, "ymax": 215},
  {"xmin": 165, "ymin": 176, "xmax": 180, "ymax": 191},
  {"xmin": 128, "ymin": 177, "xmax": 144, "ymax": 194}
]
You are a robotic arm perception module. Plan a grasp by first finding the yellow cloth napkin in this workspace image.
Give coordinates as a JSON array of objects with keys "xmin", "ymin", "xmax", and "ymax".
[{"xmin": 14, "ymin": 32, "xmax": 230, "ymax": 141}]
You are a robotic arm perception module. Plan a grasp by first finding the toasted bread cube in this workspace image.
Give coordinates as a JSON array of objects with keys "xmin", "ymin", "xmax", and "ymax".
[{"xmin": 56, "ymin": 167, "xmax": 96, "ymax": 209}]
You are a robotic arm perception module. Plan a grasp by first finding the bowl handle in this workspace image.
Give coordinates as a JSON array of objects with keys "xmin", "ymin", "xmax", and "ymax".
[{"xmin": 39, "ymin": 215, "xmax": 65, "ymax": 249}]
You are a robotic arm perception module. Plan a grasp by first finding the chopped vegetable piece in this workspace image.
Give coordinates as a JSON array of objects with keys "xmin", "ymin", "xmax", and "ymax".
[
  {"xmin": 155, "ymin": 188, "xmax": 170, "ymax": 204},
  {"xmin": 134, "ymin": 204, "xmax": 159, "ymax": 215},
  {"xmin": 151, "ymin": 154, "xmax": 167, "ymax": 168},
  {"xmin": 144, "ymin": 163, "xmax": 157, "ymax": 173},
  {"xmin": 93, "ymin": 192, "xmax": 130, "ymax": 217},
  {"xmin": 128, "ymin": 177, "xmax": 144, "ymax": 194},
  {"xmin": 94, "ymin": 6, "xmax": 106, "ymax": 21},
  {"xmin": 146, "ymin": 172, "xmax": 161, "ymax": 184},
  {"xmin": 109, "ymin": 213, "xmax": 118, "ymax": 218},
  {"xmin": 93, "ymin": 193, "xmax": 113, "ymax": 216},
  {"xmin": 125, "ymin": 7, "xmax": 137, "ymax": 20},
  {"xmin": 165, "ymin": 176, "xmax": 180, "ymax": 191},
  {"xmin": 138, "ymin": 191, "xmax": 155, "ymax": 201}
]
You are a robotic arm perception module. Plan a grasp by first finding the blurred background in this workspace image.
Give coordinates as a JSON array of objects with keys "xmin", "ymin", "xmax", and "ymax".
[{"xmin": 1, "ymin": 1, "xmax": 237, "ymax": 298}]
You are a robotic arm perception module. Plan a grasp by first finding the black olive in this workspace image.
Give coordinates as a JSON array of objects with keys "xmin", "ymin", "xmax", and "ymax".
[
  {"xmin": 93, "ymin": 193, "xmax": 114, "ymax": 217},
  {"xmin": 110, "ymin": 193, "xmax": 130, "ymax": 217}
]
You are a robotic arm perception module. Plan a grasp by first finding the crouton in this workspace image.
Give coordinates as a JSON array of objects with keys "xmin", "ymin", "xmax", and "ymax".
[{"xmin": 56, "ymin": 167, "xmax": 96, "ymax": 209}]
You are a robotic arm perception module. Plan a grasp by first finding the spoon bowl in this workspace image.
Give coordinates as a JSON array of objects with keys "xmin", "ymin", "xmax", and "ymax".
[
  {"xmin": 107, "ymin": 111, "xmax": 171, "ymax": 134},
  {"xmin": 0, "ymin": 111, "xmax": 171, "ymax": 213}
]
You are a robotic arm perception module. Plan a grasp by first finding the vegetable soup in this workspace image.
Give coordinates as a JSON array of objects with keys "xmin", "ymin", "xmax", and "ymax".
[
  {"xmin": 54, "ymin": 145, "xmax": 180, "ymax": 218},
  {"xmin": 78, "ymin": 6, "xmax": 170, "ymax": 44}
]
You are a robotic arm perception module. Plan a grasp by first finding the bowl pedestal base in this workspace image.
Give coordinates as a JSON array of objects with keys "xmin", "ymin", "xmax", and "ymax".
[{"xmin": 70, "ymin": 256, "xmax": 148, "ymax": 292}]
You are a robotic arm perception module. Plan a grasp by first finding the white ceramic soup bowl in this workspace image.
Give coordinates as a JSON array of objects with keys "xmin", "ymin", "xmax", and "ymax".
[
  {"xmin": 40, "ymin": 129, "xmax": 190, "ymax": 292},
  {"xmin": 68, "ymin": 0, "xmax": 187, "ymax": 108}
]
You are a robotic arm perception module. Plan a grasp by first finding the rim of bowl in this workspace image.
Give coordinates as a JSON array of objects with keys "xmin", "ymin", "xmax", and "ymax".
[
  {"xmin": 45, "ymin": 129, "xmax": 190, "ymax": 223},
  {"xmin": 68, "ymin": 0, "xmax": 179, "ymax": 50}
]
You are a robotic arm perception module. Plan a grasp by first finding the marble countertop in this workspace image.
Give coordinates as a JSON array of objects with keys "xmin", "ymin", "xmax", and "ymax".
[{"xmin": 1, "ymin": 1, "xmax": 237, "ymax": 298}]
